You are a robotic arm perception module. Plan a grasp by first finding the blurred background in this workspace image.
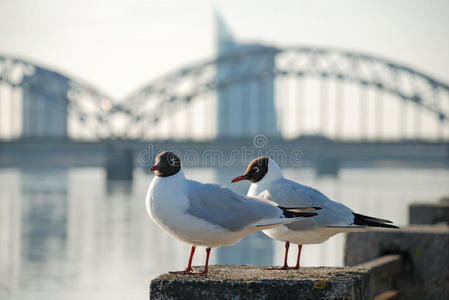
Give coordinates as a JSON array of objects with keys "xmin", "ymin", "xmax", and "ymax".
[{"xmin": 1, "ymin": 0, "xmax": 449, "ymax": 299}]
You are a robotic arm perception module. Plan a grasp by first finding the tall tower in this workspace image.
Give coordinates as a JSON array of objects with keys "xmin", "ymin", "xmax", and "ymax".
[
  {"xmin": 22, "ymin": 67, "xmax": 69, "ymax": 138},
  {"xmin": 215, "ymin": 13, "xmax": 279, "ymax": 138}
]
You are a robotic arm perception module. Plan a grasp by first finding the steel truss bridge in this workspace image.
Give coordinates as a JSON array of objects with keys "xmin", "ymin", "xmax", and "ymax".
[{"xmin": 1, "ymin": 47, "xmax": 449, "ymax": 176}]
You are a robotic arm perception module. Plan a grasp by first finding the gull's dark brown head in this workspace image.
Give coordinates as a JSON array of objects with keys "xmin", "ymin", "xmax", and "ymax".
[
  {"xmin": 150, "ymin": 151, "xmax": 181, "ymax": 177},
  {"xmin": 231, "ymin": 156, "xmax": 269, "ymax": 184}
]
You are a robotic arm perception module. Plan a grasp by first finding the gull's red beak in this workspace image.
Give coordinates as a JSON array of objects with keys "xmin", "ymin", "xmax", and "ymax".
[
  {"xmin": 150, "ymin": 165, "xmax": 158, "ymax": 172},
  {"xmin": 231, "ymin": 175, "xmax": 248, "ymax": 183}
]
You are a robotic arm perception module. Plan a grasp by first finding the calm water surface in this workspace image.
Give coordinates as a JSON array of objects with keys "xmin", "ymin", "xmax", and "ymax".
[{"xmin": 1, "ymin": 166, "xmax": 448, "ymax": 299}]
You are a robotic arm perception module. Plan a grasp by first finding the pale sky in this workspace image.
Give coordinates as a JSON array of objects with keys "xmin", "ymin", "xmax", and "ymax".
[{"xmin": 1, "ymin": 0, "xmax": 448, "ymax": 98}]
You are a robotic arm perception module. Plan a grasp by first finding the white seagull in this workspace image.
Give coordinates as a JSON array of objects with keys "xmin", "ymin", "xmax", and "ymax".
[
  {"xmin": 231, "ymin": 156, "xmax": 399, "ymax": 270},
  {"xmin": 146, "ymin": 151, "xmax": 319, "ymax": 275}
]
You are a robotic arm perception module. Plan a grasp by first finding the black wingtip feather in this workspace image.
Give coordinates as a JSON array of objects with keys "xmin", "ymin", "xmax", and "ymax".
[
  {"xmin": 280, "ymin": 207, "xmax": 318, "ymax": 218},
  {"xmin": 278, "ymin": 206, "xmax": 322, "ymax": 212},
  {"xmin": 354, "ymin": 213, "xmax": 393, "ymax": 224},
  {"xmin": 353, "ymin": 213, "xmax": 399, "ymax": 228}
]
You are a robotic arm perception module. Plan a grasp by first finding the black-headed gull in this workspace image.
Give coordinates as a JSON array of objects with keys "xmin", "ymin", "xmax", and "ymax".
[
  {"xmin": 231, "ymin": 156, "xmax": 399, "ymax": 270},
  {"xmin": 146, "ymin": 151, "xmax": 318, "ymax": 275}
]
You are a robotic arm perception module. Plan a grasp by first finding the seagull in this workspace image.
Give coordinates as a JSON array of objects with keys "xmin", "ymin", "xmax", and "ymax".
[
  {"xmin": 146, "ymin": 151, "xmax": 319, "ymax": 275},
  {"xmin": 231, "ymin": 156, "xmax": 399, "ymax": 270}
]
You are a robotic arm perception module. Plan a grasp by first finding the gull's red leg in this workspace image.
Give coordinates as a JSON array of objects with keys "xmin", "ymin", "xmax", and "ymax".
[
  {"xmin": 282, "ymin": 241, "xmax": 290, "ymax": 268},
  {"xmin": 293, "ymin": 244, "xmax": 302, "ymax": 269},
  {"xmin": 187, "ymin": 247, "xmax": 211, "ymax": 276},
  {"xmin": 281, "ymin": 244, "xmax": 303, "ymax": 270},
  {"xmin": 200, "ymin": 247, "xmax": 211, "ymax": 275},
  {"xmin": 169, "ymin": 246, "xmax": 195, "ymax": 274},
  {"xmin": 267, "ymin": 242, "xmax": 303, "ymax": 270},
  {"xmin": 267, "ymin": 241, "xmax": 290, "ymax": 270},
  {"xmin": 187, "ymin": 246, "xmax": 196, "ymax": 270},
  {"xmin": 282, "ymin": 244, "xmax": 302, "ymax": 270}
]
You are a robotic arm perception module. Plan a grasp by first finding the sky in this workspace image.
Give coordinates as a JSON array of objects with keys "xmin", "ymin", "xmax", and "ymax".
[{"xmin": 1, "ymin": 0, "xmax": 448, "ymax": 99}]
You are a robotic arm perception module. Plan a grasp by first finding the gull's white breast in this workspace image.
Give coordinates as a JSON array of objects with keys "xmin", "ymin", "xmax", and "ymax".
[{"xmin": 146, "ymin": 173, "xmax": 252, "ymax": 247}]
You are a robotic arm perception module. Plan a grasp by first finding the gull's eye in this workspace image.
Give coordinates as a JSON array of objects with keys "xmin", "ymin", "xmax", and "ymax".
[{"xmin": 253, "ymin": 167, "xmax": 259, "ymax": 173}]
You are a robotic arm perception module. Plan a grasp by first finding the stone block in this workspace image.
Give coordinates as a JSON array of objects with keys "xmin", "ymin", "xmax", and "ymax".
[
  {"xmin": 150, "ymin": 265, "xmax": 372, "ymax": 300},
  {"xmin": 345, "ymin": 225, "xmax": 449, "ymax": 300},
  {"xmin": 409, "ymin": 202, "xmax": 449, "ymax": 225}
]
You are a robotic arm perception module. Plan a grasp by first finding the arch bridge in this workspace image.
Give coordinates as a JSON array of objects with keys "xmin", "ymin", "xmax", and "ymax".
[
  {"xmin": 1, "ymin": 47, "xmax": 449, "ymax": 141},
  {"xmin": 120, "ymin": 46, "xmax": 449, "ymax": 141},
  {"xmin": 1, "ymin": 48, "xmax": 448, "ymax": 177}
]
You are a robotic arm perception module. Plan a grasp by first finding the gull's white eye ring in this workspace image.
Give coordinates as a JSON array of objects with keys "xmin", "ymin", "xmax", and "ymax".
[{"xmin": 253, "ymin": 167, "xmax": 259, "ymax": 173}]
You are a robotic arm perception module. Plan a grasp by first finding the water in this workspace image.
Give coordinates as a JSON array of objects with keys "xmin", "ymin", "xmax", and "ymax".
[{"xmin": 1, "ymin": 166, "xmax": 448, "ymax": 300}]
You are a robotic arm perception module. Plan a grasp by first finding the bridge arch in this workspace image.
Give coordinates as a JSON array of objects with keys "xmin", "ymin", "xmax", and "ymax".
[
  {"xmin": 0, "ymin": 55, "xmax": 116, "ymax": 140},
  {"xmin": 1, "ymin": 47, "xmax": 449, "ymax": 141},
  {"xmin": 122, "ymin": 46, "xmax": 449, "ymax": 141}
]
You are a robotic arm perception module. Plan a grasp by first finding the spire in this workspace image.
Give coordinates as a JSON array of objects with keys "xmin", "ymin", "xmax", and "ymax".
[{"xmin": 214, "ymin": 11, "xmax": 236, "ymax": 55}]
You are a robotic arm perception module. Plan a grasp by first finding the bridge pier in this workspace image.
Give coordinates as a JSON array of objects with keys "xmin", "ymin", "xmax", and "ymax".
[
  {"xmin": 315, "ymin": 158, "xmax": 340, "ymax": 176},
  {"xmin": 105, "ymin": 147, "xmax": 134, "ymax": 181}
]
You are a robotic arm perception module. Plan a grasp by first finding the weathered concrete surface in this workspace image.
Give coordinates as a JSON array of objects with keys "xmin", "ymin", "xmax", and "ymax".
[
  {"xmin": 150, "ymin": 265, "xmax": 372, "ymax": 300},
  {"xmin": 356, "ymin": 254, "xmax": 402, "ymax": 297},
  {"xmin": 409, "ymin": 200, "xmax": 449, "ymax": 225},
  {"xmin": 440, "ymin": 196, "xmax": 449, "ymax": 205},
  {"xmin": 345, "ymin": 225, "xmax": 449, "ymax": 300}
]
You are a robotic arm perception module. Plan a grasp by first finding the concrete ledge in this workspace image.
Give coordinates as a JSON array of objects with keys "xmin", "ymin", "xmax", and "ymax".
[
  {"xmin": 357, "ymin": 255, "xmax": 402, "ymax": 297},
  {"xmin": 150, "ymin": 265, "xmax": 372, "ymax": 300},
  {"xmin": 409, "ymin": 199, "xmax": 449, "ymax": 225},
  {"xmin": 345, "ymin": 225, "xmax": 449, "ymax": 300}
]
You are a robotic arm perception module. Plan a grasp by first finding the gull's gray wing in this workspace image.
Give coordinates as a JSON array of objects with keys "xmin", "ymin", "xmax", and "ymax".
[
  {"xmin": 264, "ymin": 179, "xmax": 353, "ymax": 230},
  {"xmin": 185, "ymin": 180, "xmax": 281, "ymax": 231},
  {"xmin": 264, "ymin": 178, "xmax": 334, "ymax": 208}
]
